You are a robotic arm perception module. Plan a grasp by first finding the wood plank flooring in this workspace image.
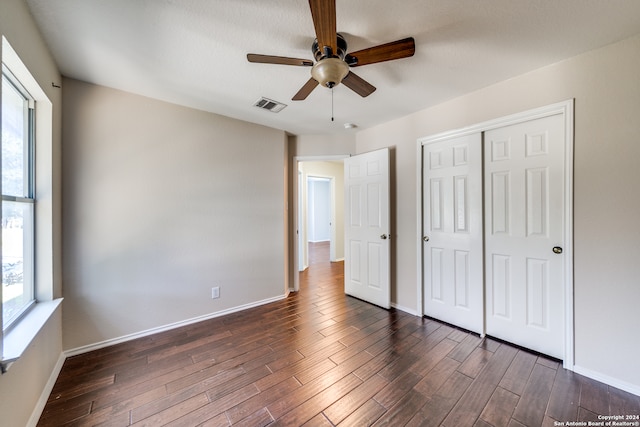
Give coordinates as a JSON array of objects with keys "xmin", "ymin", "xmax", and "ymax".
[{"xmin": 38, "ymin": 242, "xmax": 640, "ymax": 426}]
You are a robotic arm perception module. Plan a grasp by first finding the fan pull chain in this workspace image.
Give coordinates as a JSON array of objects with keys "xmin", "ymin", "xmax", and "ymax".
[{"xmin": 331, "ymin": 87, "xmax": 334, "ymax": 122}]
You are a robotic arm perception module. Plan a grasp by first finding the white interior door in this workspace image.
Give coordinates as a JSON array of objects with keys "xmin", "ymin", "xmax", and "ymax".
[
  {"xmin": 484, "ymin": 113, "xmax": 565, "ymax": 359},
  {"xmin": 344, "ymin": 148, "xmax": 390, "ymax": 309},
  {"xmin": 422, "ymin": 133, "xmax": 484, "ymax": 334}
]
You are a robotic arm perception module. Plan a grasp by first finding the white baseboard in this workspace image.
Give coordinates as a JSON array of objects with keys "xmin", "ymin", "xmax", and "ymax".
[
  {"xmin": 573, "ymin": 364, "xmax": 640, "ymax": 397},
  {"xmin": 391, "ymin": 302, "xmax": 420, "ymax": 317},
  {"xmin": 27, "ymin": 351, "xmax": 66, "ymax": 427},
  {"xmin": 65, "ymin": 294, "xmax": 287, "ymax": 357}
]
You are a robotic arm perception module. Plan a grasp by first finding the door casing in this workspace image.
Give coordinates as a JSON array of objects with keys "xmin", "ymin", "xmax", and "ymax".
[{"xmin": 292, "ymin": 155, "xmax": 348, "ymax": 292}]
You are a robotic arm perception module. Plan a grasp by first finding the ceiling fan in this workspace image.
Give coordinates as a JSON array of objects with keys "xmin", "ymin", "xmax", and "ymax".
[{"xmin": 247, "ymin": 0, "xmax": 415, "ymax": 101}]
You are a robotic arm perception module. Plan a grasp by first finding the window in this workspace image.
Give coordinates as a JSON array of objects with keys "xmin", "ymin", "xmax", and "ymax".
[
  {"xmin": 0, "ymin": 37, "xmax": 57, "ymax": 372},
  {"xmin": 1, "ymin": 66, "xmax": 35, "ymax": 330}
]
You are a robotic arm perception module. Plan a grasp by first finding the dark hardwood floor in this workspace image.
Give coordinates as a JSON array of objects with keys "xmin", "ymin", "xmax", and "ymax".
[{"xmin": 38, "ymin": 242, "xmax": 640, "ymax": 426}]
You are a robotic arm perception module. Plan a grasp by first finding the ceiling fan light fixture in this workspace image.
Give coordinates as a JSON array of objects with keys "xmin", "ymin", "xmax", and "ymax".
[
  {"xmin": 311, "ymin": 58, "xmax": 349, "ymax": 88},
  {"xmin": 247, "ymin": 3, "xmax": 414, "ymax": 101}
]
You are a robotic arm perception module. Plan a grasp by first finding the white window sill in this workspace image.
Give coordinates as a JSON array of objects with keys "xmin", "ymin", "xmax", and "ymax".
[{"xmin": 1, "ymin": 298, "xmax": 63, "ymax": 373}]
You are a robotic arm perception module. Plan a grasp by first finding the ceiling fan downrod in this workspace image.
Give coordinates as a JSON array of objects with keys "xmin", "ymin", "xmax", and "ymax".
[{"xmin": 331, "ymin": 87, "xmax": 334, "ymax": 122}]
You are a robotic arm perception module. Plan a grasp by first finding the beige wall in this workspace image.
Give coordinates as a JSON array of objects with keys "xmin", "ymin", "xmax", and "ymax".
[
  {"xmin": 0, "ymin": 0, "xmax": 63, "ymax": 425},
  {"xmin": 356, "ymin": 34, "xmax": 640, "ymax": 392},
  {"xmin": 292, "ymin": 133, "xmax": 356, "ymax": 157},
  {"xmin": 0, "ymin": 310, "xmax": 62, "ymax": 426},
  {"xmin": 62, "ymin": 79, "xmax": 288, "ymax": 351}
]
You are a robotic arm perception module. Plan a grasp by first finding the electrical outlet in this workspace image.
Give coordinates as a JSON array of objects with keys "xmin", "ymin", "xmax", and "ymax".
[{"xmin": 211, "ymin": 287, "xmax": 220, "ymax": 299}]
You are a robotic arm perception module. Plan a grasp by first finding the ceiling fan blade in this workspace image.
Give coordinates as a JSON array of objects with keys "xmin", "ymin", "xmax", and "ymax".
[
  {"xmin": 346, "ymin": 37, "xmax": 415, "ymax": 67},
  {"xmin": 342, "ymin": 72, "xmax": 376, "ymax": 97},
  {"xmin": 309, "ymin": 0, "xmax": 337, "ymax": 57},
  {"xmin": 292, "ymin": 78, "xmax": 319, "ymax": 101},
  {"xmin": 247, "ymin": 54, "xmax": 313, "ymax": 67}
]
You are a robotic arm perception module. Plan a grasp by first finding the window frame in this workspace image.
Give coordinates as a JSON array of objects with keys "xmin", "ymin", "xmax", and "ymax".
[{"xmin": 1, "ymin": 65, "xmax": 36, "ymax": 332}]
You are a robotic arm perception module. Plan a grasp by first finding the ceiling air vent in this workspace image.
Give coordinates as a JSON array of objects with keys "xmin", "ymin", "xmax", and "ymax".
[{"xmin": 253, "ymin": 97, "xmax": 287, "ymax": 113}]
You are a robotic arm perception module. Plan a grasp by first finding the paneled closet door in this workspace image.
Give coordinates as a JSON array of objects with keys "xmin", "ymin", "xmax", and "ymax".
[
  {"xmin": 423, "ymin": 133, "xmax": 484, "ymax": 334},
  {"xmin": 484, "ymin": 113, "xmax": 565, "ymax": 359}
]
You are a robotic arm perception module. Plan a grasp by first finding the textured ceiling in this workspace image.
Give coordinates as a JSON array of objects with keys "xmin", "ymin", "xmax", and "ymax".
[{"xmin": 26, "ymin": 0, "xmax": 640, "ymax": 135}]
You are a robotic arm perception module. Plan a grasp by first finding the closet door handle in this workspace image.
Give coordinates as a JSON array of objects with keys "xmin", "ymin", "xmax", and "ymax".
[
  {"xmin": 423, "ymin": 236, "xmax": 430, "ymax": 242},
  {"xmin": 552, "ymin": 246, "xmax": 563, "ymax": 254}
]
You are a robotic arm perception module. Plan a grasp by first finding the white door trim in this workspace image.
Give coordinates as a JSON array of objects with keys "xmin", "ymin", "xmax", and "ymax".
[
  {"xmin": 416, "ymin": 99, "xmax": 574, "ymax": 369},
  {"xmin": 292, "ymin": 155, "xmax": 348, "ymax": 292}
]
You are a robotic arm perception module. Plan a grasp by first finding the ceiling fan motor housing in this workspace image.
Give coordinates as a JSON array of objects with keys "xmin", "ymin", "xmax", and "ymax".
[{"xmin": 312, "ymin": 33, "xmax": 348, "ymax": 61}]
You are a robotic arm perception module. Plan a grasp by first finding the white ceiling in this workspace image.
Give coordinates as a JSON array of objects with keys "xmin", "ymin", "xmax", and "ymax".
[{"xmin": 26, "ymin": 0, "xmax": 640, "ymax": 135}]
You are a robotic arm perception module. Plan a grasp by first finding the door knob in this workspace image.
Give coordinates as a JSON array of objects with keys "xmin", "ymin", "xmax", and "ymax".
[
  {"xmin": 423, "ymin": 236, "xmax": 430, "ymax": 242},
  {"xmin": 552, "ymin": 246, "xmax": 563, "ymax": 254},
  {"xmin": 380, "ymin": 234, "xmax": 388, "ymax": 240}
]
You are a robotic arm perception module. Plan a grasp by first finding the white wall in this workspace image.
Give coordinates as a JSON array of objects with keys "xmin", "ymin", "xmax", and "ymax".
[
  {"xmin": 62, "ymin": 79, "xmax": 288, "ymax": 351},
  {"xmin": 356, "ymin": 34, "xmax": 640, "ymax": 393},
  {"xmin": 0, "ymin": 0, "xmax": 63, "ymax": 425},
  {"xmin": 307, "ymin": 178, "xmax": 331, "ymax": 242}
]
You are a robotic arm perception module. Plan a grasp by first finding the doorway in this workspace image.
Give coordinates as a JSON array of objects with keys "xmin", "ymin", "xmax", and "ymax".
[
  {"xmin": 293, "ymin": 151, "xmax": 391, "ymax": 311},
  {"xmin": 307, "ymin": 177, "xmax": 332, "ymax": 265},
  {"xmin": 293, "ymin": 157, "xmax": 347, "ymax": 292}
]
